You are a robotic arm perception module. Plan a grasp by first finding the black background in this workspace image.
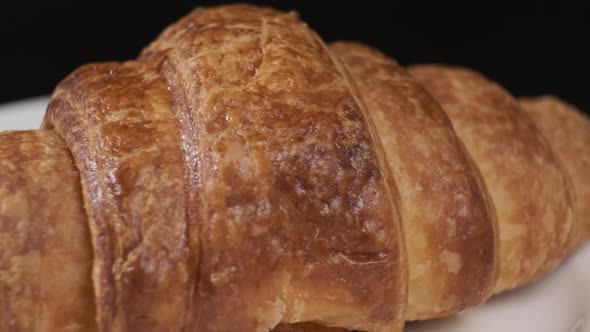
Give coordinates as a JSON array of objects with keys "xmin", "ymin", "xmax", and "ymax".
[{"xmin": 1, "ymin": 1, "xmax": 588, "ymax": 112}]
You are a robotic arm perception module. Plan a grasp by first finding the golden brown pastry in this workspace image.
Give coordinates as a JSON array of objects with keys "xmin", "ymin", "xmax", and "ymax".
[
  {"xmin": 520, "ymin": 96, "xmax": 590, "ymax": 251},
  {"xmin": 409, "ymin": 65, "xmax": 576, "ymax": 292},
  {"xmin": 0, "ymin": 131, "xmax": 95, "ymax": 331},
  {"xmin": 138, "ymin": 5, "xmax": 407, "ymax": 331},
  {"xmin": 3, "ymin": 4, "xmax": 407, "ymax": 332},
  {"xmin": 329, "ymin": 42, "xmax": 498, "ymax": 320},
  {"xmin": 43, "ymin": 59, "xmax": 192, "ymax": 331}
]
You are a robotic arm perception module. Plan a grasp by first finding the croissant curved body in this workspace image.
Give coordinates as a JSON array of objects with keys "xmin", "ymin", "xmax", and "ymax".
[
  {"xmin": 330, "ymin": 43, "xmax": 499, "ymax": 320},
  {"xmin": 519, "ymin": 96, "xmax": 590, "ymax": 252},
  {"xmin": 408, "ymin": 65, "xmax": 576, "ymax": 292},
  {"xmin": 0, "ymin": 4, "xmax": 587, "ymax": 332}
]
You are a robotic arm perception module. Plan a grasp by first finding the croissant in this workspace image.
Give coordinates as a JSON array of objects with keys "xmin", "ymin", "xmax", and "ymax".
[{"xmin": 0, "ymin": 4, "xmax": 587, "ymax": 332}]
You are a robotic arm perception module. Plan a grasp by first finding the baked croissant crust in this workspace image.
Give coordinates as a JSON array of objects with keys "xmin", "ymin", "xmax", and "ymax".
[
  {"xmin": 519, "ymin": 96, "xmax": 590, "ymax": 251},
  {"xmin": 329, "ymin": 43, "xmax": 498, "ymax": 320},
  {"xmin": 409, "ymin": 65, "xmax": 576, "ymax": 292},
  {"xmin": 0, "ymin": 3, "xmax": 588, "ymax": 332},
  {"xmin": 0, "ymin": 131, "xmax": 95, "ymax": 332}
]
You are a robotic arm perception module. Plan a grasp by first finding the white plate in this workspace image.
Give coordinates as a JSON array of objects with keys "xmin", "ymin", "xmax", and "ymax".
[{"xmin": 1, "ymin": 97, "xmax": 589, "ymax": 332}]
